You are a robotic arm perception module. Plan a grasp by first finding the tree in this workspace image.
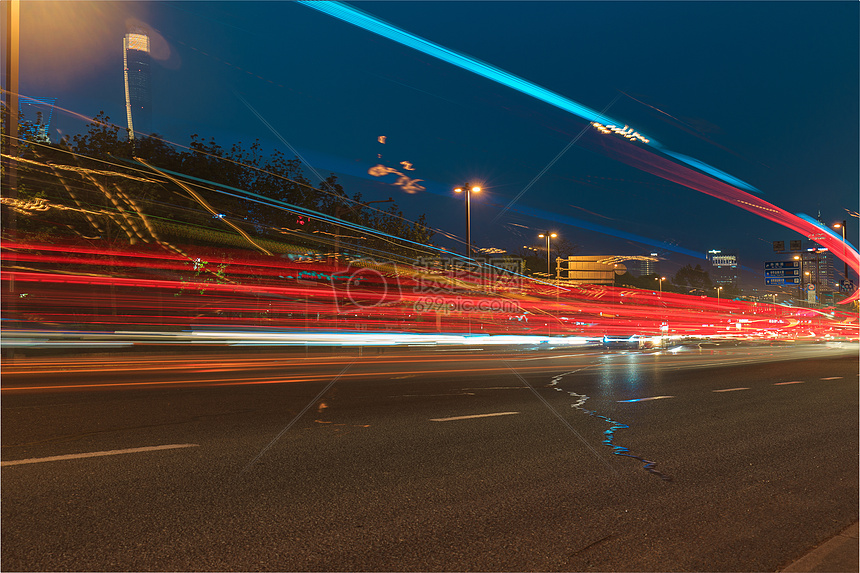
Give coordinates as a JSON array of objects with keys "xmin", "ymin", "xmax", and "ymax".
[
  {"xmin": 71, "ymin": 112, "xmax": 132, "ymax": 158},
  {"xmin": 672, "ymin": 264, "xmax": 712, "ymax": 294},
  {"xmin": 17, "ymin": 113, "xmax": 438, "ymax": 262}
]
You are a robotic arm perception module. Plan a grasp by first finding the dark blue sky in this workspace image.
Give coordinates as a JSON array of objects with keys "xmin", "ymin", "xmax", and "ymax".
[{"xmin": 12, "ymin": 1, "xmax": 859, "ymax": 285}]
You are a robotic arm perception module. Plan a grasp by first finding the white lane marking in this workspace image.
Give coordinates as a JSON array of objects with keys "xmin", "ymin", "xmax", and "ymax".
[
  {"xmin": 820, "ymin": 377, "xmax": 843, "ymax": 380},
  {"xmin": 394, "ymin": 392, "xmax": 476, "ymax": 397},
  {"xmin": 430, "ymin": 411, "xmax": 520, "ymax": 422},
  {"xmin": 774, "ymin": 381, "xmax": 805, "ymax": 385},
  {"xmin": 617, "ymin": 395, "xmax": 675, "ymax": 403},
  {"xmin": 1, "ymin": 444, "xmax": 199, "ymax": 467},
  {"xmin": 513, "ymin": 354, "xmax": 602, "ymax": 361},
  {"xmin": 713, "ymin": 387, "xmax": 749, "ymax": 393}
]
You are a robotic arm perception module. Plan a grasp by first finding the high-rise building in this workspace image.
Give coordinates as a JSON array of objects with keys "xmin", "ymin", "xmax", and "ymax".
[
  {"xmin": 123, "ymin": 32, "xmax": 151, "ymax": 140},
  {"xmin": 803, "ymin": 247, "xmax": 836, "ymax": 293},
  {"xmin": 635, "ymin": 252, "xmax": 660, "ymax": 277},
  {"xmin": 707, "ymin": 249, "xmax": 738, "ymax": 288}
]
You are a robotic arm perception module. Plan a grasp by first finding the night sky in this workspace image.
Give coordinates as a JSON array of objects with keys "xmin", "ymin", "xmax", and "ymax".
[{"xmin": 10, "ymin": 1, "xmax": 859, "ymax": 287}]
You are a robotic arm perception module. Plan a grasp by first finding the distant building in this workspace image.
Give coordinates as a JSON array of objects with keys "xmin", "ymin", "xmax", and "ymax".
[
  {"xmin": 635, "ymin": 253, "xmax": 661, "ymax": 277},
  {"xmin": 557, "ymin": 255, "xmax": 658, "ymax": 285},
  {"xmin": 802, "ymin": 247, "xmax": 836, "ymax": 293},
  {"xmin": 123, "ymin": 31, "xmax": 151, "ymax": 140},
  {"xmin": 707, "ymin": 249, "xmax": 738, "ymax": 288}
]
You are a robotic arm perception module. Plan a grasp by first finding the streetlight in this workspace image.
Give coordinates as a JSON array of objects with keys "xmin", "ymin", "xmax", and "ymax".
[
  {"xmin": 655, "ymin": 276, "xmax": 667, "ymax": 346},
  {"xmin": 834, "ymin": 221, "xmax": 849, "ymax": 286},
  {"xmin": 715, "ymin": 285, "xmax": 723, "ymax": 306},
  {"xmin": 794, "ymin": 255, "xmax": 804, "ymax": 304},
  {"xmin": 454, "ymin": 184, "xmax": 481, "ymax": 257},
  {"xmin": 538, "ymin": 232, "xmax": 557, "ymax": 279}
]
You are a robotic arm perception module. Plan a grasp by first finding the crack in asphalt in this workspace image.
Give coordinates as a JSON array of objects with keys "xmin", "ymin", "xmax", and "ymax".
[{"xmin": 550, "ymin": 370, "xmax": 672, "ymax": 482}]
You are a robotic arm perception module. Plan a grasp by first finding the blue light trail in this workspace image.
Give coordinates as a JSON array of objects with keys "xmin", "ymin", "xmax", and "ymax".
[
  {"xmin": 504, "ymin": 203, "xmax": 708, "ymax": 261},
  {"xmin": 661, "ymin": 151, "xmax": 760, "ymax": 194},
  {"xmin": 298, "ymin": 1, "xmax": 761, "ymax": 194},
  {"xmin": 796, "ymin": 213, "xmax": 859, "ymax": 252},
  {"xmin": 298, "ymin": 1, "xmax": 626, "ymax": 131}
]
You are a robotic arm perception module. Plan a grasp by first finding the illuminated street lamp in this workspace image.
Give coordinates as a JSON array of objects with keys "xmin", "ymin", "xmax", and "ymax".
[
  {"xmin": 833, "ymin": 221, "xmax": 849, "ymax": 284},
  {"xmin": 454, "ymin": 184, "xmax": 481, "ymax": 257},
  {"xmin": 655, "ymin": 276, "xmax": 666, "ymax": 294},
  {"xmin": 538, "ymin": 232, "xmax": 557, "ymax": 279},
  {"xmin": 794, "ymin": 254, "xmax": 804, "ymax": 304},
  {"xmin": 715, "ymin": 285, "xmax": 723, "ymax": 305}
]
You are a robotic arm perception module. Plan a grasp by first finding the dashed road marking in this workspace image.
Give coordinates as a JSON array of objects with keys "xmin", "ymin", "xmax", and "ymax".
[
  {"xmin": 617, "ymin": 396, "xmax": 675, "ymax": 403},
  {"xmin": 461, "ymin": 387, "xmax": 524, "ymax": 390},
  {"xmin": 430, "ymin": 411, "xmax": 519, "ymax": 422},
  {"xmin": 395, "ymin": 392, "xmax": 475, "ymax": 397},
  {"xmin": 713, "ymin": 387, "xmax": 749, "ymax": 393},
  {"xmin": 820, "ymin": 377, "xmax": 843, "ymax": 380},
  {"xmin": 774, "ymin": 381, "xmax": 805, "ymax": 385},
  {"xmin": 1, "ymin": 444, "xmax": 199, "ymax": 467}
]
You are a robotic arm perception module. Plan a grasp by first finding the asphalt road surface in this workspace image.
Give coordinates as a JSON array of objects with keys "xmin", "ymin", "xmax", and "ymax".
[{"xmin": 2, "ymin": 342, "xmax": 858, "ymax": 571}]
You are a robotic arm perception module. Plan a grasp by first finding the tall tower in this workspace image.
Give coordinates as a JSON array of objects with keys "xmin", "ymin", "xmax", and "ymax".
[{"xmin": 123, "ymin": 31, "xmax": 151, "ymax": 141}]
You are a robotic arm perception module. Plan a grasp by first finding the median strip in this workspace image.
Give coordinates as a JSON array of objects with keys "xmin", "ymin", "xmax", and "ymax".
[
  {"xmin": 1, "ymin": 444, "xmax": 199, "ymax": 467},
  {"xmin": 430, "ymin": 412, "xmax": 520, "ymax": 422}
]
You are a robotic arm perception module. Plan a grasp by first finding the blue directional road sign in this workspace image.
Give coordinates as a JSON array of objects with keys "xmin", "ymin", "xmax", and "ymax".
[
  {"xmin": 764, "ymin": 261, "xmax": 800, "ymax": 270},
  {"xmin": 764, "ymin": 269, "xmax": 800, "ymax": 277},
  {"xmin": 765, "ymin": 277, "xmax": 801, "ymax": 286}
]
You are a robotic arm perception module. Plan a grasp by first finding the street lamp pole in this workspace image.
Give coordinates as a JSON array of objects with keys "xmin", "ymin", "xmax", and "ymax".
[
  {"xmin": 454, "ymin": 185, "xmax": 481, "ymax": 257},
  {"xmin": 655, "ymin": 276, "xmax": 666, "ymax": 346},
  {"xmin": 794, "ymin": 255, "xmax": 803, "ymax": 305},
  {"xmin": 834, "ymin": 221, "xmax": 849, "ymax": 285},
  {"xmin": 538, "ymin": 232, "xmax": 557, "ymax": 280}
]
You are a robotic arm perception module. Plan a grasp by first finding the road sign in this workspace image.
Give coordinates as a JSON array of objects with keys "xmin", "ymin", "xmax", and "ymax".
[
  {"xmin": 841, "ymin": 280, "xmax": 855, "ymax": 292},
  {"xmin": 765, "ymin": 277, "xmax": 801, "ymax": 285},
  {"xmin": 790, "ymin": 240, "xmax": 802, "ymax": 251},
  {"xmin": 765, "ymin": 269, "xmax": 800, "ymax": 277},
  {"xmin": 764, "ymin": 261, "xmax": 800, "ymax": 270},
  {"xmin": 773, "ymin": 241, "xmax": 785, "ymax": 252},
  {"xmin": 806, "ymin": 283, "xmax": 816, "ymax": 291}
]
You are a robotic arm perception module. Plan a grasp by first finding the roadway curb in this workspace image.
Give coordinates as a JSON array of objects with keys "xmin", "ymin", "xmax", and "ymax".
[{"xmin": 780, "ymin": 522, "xmax": 859, "ymax": 572}]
